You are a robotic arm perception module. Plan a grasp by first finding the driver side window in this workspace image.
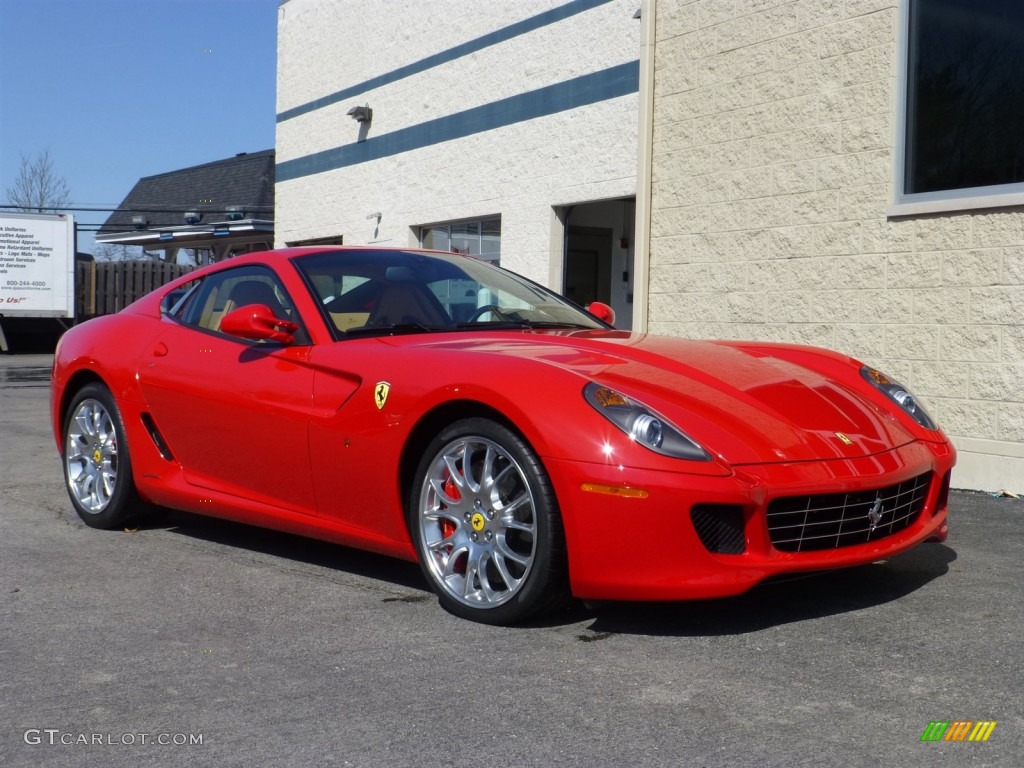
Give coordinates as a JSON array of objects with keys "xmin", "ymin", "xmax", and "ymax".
[{"xmin": 176, "ymin": 266, "xmax": 305, "ymax": 342}]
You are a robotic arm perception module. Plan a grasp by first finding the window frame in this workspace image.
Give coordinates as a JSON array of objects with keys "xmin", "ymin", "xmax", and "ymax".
[
  {"xmin": 891, "ymin": 0, "xmax": 1024, "ymax": 216},
  {"xmin": 418, "ymin": 216, "xmax": 501, "ymax": 264}
]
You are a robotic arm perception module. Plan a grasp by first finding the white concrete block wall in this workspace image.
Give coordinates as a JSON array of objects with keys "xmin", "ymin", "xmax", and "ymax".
[
  {"xmin": 648, "ymin": 0, "xmax": 1024, "ymax": 493},
  {"xmin": 275, "ymin": 0, "xmax": 640, "ymax": 283}
]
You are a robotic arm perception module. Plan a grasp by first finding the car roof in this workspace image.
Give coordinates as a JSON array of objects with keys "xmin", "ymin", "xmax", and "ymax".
[{"xmin": 178, "ymin": 245, "xmax": 462, "ymax": 280}]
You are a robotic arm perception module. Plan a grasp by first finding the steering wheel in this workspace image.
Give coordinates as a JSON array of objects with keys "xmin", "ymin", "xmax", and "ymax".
[{"xmin": 466, "ymin": 304, "xmax": 513, "ymax": 322}]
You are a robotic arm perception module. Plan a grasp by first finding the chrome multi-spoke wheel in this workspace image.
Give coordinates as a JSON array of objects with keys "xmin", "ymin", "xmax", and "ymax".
[
  {"xmin": 62, "ymin": 383, "xmax": 141, "ymax": 528},
  {"xmin": 410, "ymin": 418, "xmax": 568, "ymax": 624},
  {"xmin": 66, "ymin": 398, "xmax": 119, "ymax": 513},
  {"xmin": 420, "ymin": 436, "xmax": 536, "ymax": 606}
]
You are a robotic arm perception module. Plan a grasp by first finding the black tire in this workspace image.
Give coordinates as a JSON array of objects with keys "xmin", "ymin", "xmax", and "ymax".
[
  {"xmin": 408, "ymin": 417, "xmax": 569, "ymax": 624},
  {"xmin": 62, "ymin": 383, "xmax": 146, "ymax": 529}
]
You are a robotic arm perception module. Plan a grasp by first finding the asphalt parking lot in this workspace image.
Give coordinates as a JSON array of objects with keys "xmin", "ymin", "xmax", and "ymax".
[{"xmin": 1, "ymin": 353, "xmax": 1020, "ymax": 768}]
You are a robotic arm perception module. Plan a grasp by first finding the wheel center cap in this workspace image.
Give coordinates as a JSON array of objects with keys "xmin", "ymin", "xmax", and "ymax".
[
  {"xmin": 470, "ymin": 512, "xmax": 486, "ymax": 532},
  {"xmin": 92, "ymin": 448, "xmax": 103, "ymax": 465}
]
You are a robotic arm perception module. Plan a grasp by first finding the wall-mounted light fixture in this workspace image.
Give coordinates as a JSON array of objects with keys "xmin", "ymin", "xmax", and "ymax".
[
  {"xmin": 347, "ymin": 104, "xmax": 373, "ymax": 123},
  {"xmin": 367, "ymin": 211, "xmax": 382, "ymax": 238},
  {"xmin": 184, "ymin": 211, "xmax": 202, "ymax": 225},
  {"xmin": 131, "ymin": 215, "xmax": 148, "ymax": 229}
]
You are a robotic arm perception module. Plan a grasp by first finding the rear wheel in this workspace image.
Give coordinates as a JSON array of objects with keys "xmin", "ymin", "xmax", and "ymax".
[
  {"xmin": 63, "ymin": 383, "xmax": 144, "ymax": 529},
  {"xmin": 408, "ymin": 418, "xmax": 568, "ymax": 624}
]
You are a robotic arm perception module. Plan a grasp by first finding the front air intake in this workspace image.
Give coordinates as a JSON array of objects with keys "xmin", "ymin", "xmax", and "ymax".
[
  {"xmin": 766, "ymin": 472, "xmax": 931, "ymax": 553},
  {"xmin": 690, "ymin": 504, "xmax": 746, "ymax": 554}
]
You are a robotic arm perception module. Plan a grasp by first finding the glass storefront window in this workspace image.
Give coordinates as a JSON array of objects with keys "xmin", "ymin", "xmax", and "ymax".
[{"xmin": 419, "ymin": 217, "xmax": 500, "ymax": 264}]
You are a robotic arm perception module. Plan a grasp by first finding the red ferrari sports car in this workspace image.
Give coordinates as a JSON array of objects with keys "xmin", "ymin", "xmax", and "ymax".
[{"xmin": 51, "ymin": 247, "xmax": 955, "ymax": 624}]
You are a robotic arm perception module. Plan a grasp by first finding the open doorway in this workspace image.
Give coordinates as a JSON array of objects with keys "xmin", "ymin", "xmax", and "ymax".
[
  {"xmin": 557, "ymin": 198, "xmax": 635, "ymax": 330},
  {"xmin": 564, "ymin": 226, "xmax": 612, "ymax": 306}
]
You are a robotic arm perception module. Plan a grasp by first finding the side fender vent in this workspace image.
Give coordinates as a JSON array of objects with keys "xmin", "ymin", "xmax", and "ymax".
[{"xmin": 140, "ymin": 413, "xmax": 175, "ymax": 462}]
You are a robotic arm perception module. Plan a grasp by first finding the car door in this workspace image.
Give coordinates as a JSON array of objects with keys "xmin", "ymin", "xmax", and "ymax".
[{"xmin": 137, "ymin": 264, "xmax": 318, "ymax": 515}]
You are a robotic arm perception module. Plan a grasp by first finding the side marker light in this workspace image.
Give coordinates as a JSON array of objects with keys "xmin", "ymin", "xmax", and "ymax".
[{"xmin": 580, "ymin": 483, "xmax": 649, "ymax": 499}]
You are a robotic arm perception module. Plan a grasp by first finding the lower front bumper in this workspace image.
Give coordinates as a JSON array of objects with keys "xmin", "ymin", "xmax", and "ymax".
[{"xmin": 548, "ymin": 440, "xmax": 955, "ymax": 601}]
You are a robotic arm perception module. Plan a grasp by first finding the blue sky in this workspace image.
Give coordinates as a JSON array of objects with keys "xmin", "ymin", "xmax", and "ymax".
[{"xmin": 0, "ymin": 0, "xmax": 278, "ymax": 252}]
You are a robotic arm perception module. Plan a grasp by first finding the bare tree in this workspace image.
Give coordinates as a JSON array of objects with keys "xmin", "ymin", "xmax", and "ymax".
[
  {"xmin": 93, "ymin": 243, "xmax": 144, "ymax": 262},
  {"xmin": 5, "ymin": 149, "xmax": 71, "ymax": 212}
]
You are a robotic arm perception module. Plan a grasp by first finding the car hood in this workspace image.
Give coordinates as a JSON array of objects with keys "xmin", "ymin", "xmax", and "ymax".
[{"xmin": 389, "ymin": 330, "xmax": 919, "ymax": 465}]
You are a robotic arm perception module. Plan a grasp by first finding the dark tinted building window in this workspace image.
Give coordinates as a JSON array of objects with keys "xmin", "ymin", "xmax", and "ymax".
[{"xmin": 905, "ymin": 0, "xmax": 1024, "ymax": 195}]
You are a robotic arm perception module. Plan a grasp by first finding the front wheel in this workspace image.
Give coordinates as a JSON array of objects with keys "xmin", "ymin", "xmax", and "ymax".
[
  {"xmin": 62, "ymin": 383, "xmax": 145, "ymax": 529},
  {"xmin": 408, "ymin": 418, "xmax": 568, "ymax": 624}
]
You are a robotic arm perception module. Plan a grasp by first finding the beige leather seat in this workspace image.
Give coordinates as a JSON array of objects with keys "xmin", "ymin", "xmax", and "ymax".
[
  {"xmin": 223, "ymin": 280, "xmax": 288, "ymax": 319},
  {"xmin": 368, "ymin": 284, "xmax": 448, "ymax": 326}
]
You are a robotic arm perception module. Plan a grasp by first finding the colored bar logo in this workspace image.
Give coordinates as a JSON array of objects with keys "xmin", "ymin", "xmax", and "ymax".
[{"xmin": 921, "ymin": 721, "xmax": 997, "ymax": 742}]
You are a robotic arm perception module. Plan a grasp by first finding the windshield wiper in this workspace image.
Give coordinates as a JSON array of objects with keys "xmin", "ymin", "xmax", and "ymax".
[
  {"xmin": 454, "ymin": 319, "xmax": 592, "ymax": 331},
  {"xmin": 344, "ymin": 322, "xmax": 447, "ymax": 337}
]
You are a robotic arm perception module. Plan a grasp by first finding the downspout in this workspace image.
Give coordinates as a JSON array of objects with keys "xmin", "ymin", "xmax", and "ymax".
[
  {"xmin": 561, "ymin": 205, "xmax": 575, "ymax": 295},
  {"xmin": 632, "ymin": 0, "xmax": 656, "ymax": 333}
]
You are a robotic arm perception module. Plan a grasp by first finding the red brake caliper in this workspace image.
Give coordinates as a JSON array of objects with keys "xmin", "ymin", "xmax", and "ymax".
[
  {"xmin": 440, "ymin": 474, "xmax": 460, "ymax": 540},
  {"xmin": 440, "ymin": 472, "xmax": 465, "ymax": 574}
]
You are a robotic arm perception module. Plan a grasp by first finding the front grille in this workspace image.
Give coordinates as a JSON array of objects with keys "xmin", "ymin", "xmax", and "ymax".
[
  {"xmin": 766, "ymin": 472, "xmax": 932, "ymax": 553},
  {"xmin": 691, "ymin": 504, "xmax": 746, "ymax": 554}
]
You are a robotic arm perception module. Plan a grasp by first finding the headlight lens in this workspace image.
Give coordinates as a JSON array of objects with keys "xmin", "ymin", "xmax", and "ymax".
[
  {"xmin": 861, "ymin": 366, "xmax": 937, "ymax": 430},
  {"xmin": 584, "ymin": 383, "xmax": 710, "ymax": 460}
]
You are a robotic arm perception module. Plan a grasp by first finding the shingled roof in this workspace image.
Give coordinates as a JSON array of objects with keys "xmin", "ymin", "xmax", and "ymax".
[{"xmin": 99, "ymin": 150, "xmax": 274, "ymax": 233}]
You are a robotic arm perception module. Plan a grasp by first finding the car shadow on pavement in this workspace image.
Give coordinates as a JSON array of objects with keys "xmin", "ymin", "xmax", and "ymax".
[
  {"xmin": 574, "ymin": 542, "xmax": 958, "ymax": 637},
  {"xmin": 132, "ymin": 509, "xmax": 956, "ymax": 633},
  {"xmin": 146, "ymin": 509, "xmax": 430, "ymax": 594}
]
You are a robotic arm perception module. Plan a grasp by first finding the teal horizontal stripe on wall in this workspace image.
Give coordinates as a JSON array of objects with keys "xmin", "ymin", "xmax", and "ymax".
[
  {"xmin": 276, "ymin": 60, "xmax": 639, "ymax": 183},
  {"xmin": 277, "ymin": 0, "xmax": 613, "ymax": 123}
]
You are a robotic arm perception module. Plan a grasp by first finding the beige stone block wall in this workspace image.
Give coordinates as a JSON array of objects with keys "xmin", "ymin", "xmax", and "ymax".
[
  {"xmin": 276, "ymin": 0, "xmax": 639, "ymax": 286},
  {"xmin": 648, "ymin": 0, "xmax": 1024, "ymax": 492}
]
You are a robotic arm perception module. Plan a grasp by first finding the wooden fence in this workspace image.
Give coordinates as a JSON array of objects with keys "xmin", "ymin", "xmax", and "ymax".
[{"xmin": 76, "ymin": 260, "xmax": 194, "ymax": 319}]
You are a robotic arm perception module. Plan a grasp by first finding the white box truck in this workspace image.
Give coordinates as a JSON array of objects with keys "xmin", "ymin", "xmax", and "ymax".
[{"xmin": 0, "ymin": 211, "xmax": 75, "ymax": 352}]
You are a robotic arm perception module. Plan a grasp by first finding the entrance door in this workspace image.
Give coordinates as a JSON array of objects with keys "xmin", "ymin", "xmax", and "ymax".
[
  {"xmin": 564, "ymin": 226, "xmax": 612, "ymax": 308},
  {"xmin": 558, "ymin": 198, "xmax": 635, "ymax": 329}
]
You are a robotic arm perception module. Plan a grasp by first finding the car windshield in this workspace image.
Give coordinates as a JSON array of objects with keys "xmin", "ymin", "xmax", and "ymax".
[{"xmin": 294, "ymin": 249, "xmax": 608, "ymax": 337}]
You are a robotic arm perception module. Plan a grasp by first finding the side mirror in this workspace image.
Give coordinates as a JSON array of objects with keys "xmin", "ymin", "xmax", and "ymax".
[
  {"xmin": 587, "ymin": 301, "xmax": 616, "ymax": 326},
  {"xmin": 220, "ymin": 304, "xmax": 298, "ymax": 343}
]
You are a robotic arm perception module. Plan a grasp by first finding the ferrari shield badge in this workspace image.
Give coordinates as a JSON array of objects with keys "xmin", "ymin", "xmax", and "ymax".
[
  {"xmin": 374, "ymin": 381, "xmax": 391, "ymax": 410},
  {"xmin": 834, "ymin": 432, "xmax": 854, "ymax": 446}
]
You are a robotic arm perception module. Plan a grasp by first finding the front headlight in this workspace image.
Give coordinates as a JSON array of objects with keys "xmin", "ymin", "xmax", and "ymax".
[
  {"xmin": 584, "ymin": 382, "xmax": 711, "ymax": 461},
  {"xmin": 861, "ymin": 366, "xmax": 937, "ymax": 430}
]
